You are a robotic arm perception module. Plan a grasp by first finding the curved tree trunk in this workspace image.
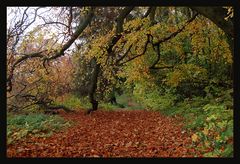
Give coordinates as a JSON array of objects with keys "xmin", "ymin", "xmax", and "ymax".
[
  {"xmin": 190, "ymin": 7, "xmax": 233, "ymax": 38},
  {"xmin": 85, "ymin": 7, "xmax": 134, "ymax": 115}
]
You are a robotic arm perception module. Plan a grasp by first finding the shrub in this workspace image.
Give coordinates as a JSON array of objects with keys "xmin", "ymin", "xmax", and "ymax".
[{"xmin": 134, "ymin": 90, "xmax": 176, "ymax": 111}]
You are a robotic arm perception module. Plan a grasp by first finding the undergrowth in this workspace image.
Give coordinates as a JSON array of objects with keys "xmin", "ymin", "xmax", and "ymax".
[
  {"xmin": 54, "ymin": 94, "xmax": 91, "ymax": 110},
  {"xmin": 167, "ymin": 93, "xmax": 233, "ymax": 157},
  {"xmin": 133, "ymin": 88, "xmax": 233, "ymax": 157},
  {"xmin": 7, "ymin": 113, "xmax": 71, "ymax": 145}
]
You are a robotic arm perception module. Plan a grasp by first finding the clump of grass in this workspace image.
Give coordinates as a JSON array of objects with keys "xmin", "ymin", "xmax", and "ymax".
[{"xmin": 7, "ymin": 113, "xmax": 71, "ymax": 145}]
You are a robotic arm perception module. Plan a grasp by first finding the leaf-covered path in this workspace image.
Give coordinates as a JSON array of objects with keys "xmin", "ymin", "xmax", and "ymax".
[{"xmin": 7, "ymin": 110, "xmax": 202, "ymax": 157}]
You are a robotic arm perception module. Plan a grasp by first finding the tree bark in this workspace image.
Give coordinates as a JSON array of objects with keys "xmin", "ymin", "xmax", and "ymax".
[
  {"xmin": 116, "ymin": 7, "xmax": 134, "ymax": 34},
  {"xmin": 86, "ymin": 57, "xmax": 100, "ymax": 114}
]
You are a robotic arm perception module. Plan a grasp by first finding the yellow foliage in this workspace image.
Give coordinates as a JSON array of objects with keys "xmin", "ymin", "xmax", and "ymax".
[
  {"xmin": 166, "ymin": 64, "xmax": 207, "ymax": 88},
  {"xmin": 202, "ymin": 128, "xmax": 209, "ymax": 136},
  {"xmin": 192, "ymin": 133, "xmax": 199, "ymax": 142},
  {"xmin": 123, "ymin": 17, "xmax": 150, "ymax": 32}
]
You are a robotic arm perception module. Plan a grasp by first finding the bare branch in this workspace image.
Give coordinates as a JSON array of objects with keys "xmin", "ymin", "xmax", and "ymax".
[
  {"xmin": 149, "ymin": 65, "xmax": 174, "ymax": 70},
  {"xmin": 116, "ymin": 7, "xmax": 134, "ymax": 34},
  {"xmin": 7, "ymin": 7, "xmax": 95, "ymax": 93},
  {"xmin": 68, "ymin": 7, "xmax": 73, "ymax": 35},
  {"xmin": 47, "ymin": 7, "xmax": 94, "ymax": 61},
  {"xmin": 7, "ymin": 50, "xmax": 47, "ymax": 92},
  {"xmin": 37, "ymin": 21, "xmax": 69, "ymax": 29},
  {"xmin": 116, "ymin": 44, "xmax": 133, "ymax": 65}
]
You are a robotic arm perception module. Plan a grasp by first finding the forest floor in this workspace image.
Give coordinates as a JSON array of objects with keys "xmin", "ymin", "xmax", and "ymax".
[{"xmin": 7, "ymin": 109, "xmax": 203, "ymax": 157}]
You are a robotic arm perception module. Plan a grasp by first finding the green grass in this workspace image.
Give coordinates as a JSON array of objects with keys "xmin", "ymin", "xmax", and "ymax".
[
  {"xmin": 7, "ymin": 113, "xmax": 71, "ymax": 145},
  {"xmin": 99, "ymin": 103, "xmax": 119, "ymax": 111},
  {"xmin": 54, "ymin": 94, "xmax": 91, "ymax": 110}
]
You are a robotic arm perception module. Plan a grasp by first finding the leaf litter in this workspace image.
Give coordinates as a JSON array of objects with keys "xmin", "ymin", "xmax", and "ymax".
[{"xmin": 7, "ymin": 110, "xmax": 202, "ymax": 157}]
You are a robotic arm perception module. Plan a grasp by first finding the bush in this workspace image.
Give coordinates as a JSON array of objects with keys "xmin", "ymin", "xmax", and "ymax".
[
  {"xmin": 7, "ymin": 113, "xmax": 71, "ymax": 145},
  {"xmin": 134, "ymin": 90, "xmax": 176, "ymax": 111},
  {"xmin": 54, "ymin": 94, "xmax": 91, "ymax": 110}
]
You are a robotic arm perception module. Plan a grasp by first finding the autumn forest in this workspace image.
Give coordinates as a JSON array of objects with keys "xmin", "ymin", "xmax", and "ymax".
[{"xmin": 6, "ymin": 6, "xmax": 234, "ymax": 157}]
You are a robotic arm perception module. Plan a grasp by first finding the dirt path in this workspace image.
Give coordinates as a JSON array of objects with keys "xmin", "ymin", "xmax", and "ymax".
[{"xmin": 7, "ymin": 110, "xmax": 202, "ymax": 157}]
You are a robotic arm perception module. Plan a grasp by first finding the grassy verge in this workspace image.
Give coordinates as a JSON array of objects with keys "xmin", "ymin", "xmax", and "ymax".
[{"xmin": 7, "ymin": 113, "xmax": 71, "ymax": 145}]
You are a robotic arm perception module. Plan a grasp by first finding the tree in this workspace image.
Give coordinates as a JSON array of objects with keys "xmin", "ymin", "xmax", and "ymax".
[
  {"xmin": 7, "ymin": 7, "xmax": 94, "ymax": 112},
  {"xmin": 7, "ymin": 6, "xmax": 233, "ymax": 114}
]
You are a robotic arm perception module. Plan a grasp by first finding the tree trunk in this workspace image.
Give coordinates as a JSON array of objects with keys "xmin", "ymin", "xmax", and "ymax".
[
  {"xmin": 86, "ymin": 57, "xmax": 100, "ymax": 114},
  {"xmin": 85, "ymin": 7, "xmax": 133, "ymax": 114}
]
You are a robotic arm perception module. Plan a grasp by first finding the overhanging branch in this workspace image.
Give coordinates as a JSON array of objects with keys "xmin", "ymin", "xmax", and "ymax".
[
  {"xmin": 116, "ymin": 13, "xmax": 198, "ymax": 66},
  {"xmin": 153, "ymin": 13, "xmax": 198, "ymax": 46},
  {"xmin": 7, "ymin": 8, "xmax": 95, "ymax": 93}
]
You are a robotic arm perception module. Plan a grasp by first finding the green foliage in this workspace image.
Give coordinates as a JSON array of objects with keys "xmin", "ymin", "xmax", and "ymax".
[
  {"xmin": 54, "ymin": 94, "xmax": 91, "ymax": 110},
  {"xmin": 115, "ymin": 93, "xmax": 144, "ymax": 110},
  {"xmin": 193, "ymin": 103, "xmax": 233, "ymax": 157},
  {"xmin": 99, "ymin": 103, "xmax": 119, "ymax": 111},
  {"xmin": 115, "ymin": 94, "xmax": 129, "ymax": 107},
  {"xmin": 55, "ymin": 94, "xmax": 90, "ymax": 110},
  {"xmin": 167, "ymin": 96, "xmax": 233, "ymax": 157},
  {"xmin": 72, "ymin": 53, "xmax": 93, "ymax": 98},
  {"xmin": 203, "ymin": 112, "xmax": 232, "ymax": 157},
  {"xmin": 7, "ymin": 113, "xmax": 71, "ymax": 145},
  {"xmin": 166, "ymin": 64, "xmax": 207, "ymax": 88},
  {"xmin": 133, "ymin": 83, "xmax": 176, "ymax": 111},
  {"xmin": 150, "ymin": 89, "xmax": 233, "ymax": 157},
  {"xmin": 98, "ymin": 93, "xmax": 145, "ymax": 111}
]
